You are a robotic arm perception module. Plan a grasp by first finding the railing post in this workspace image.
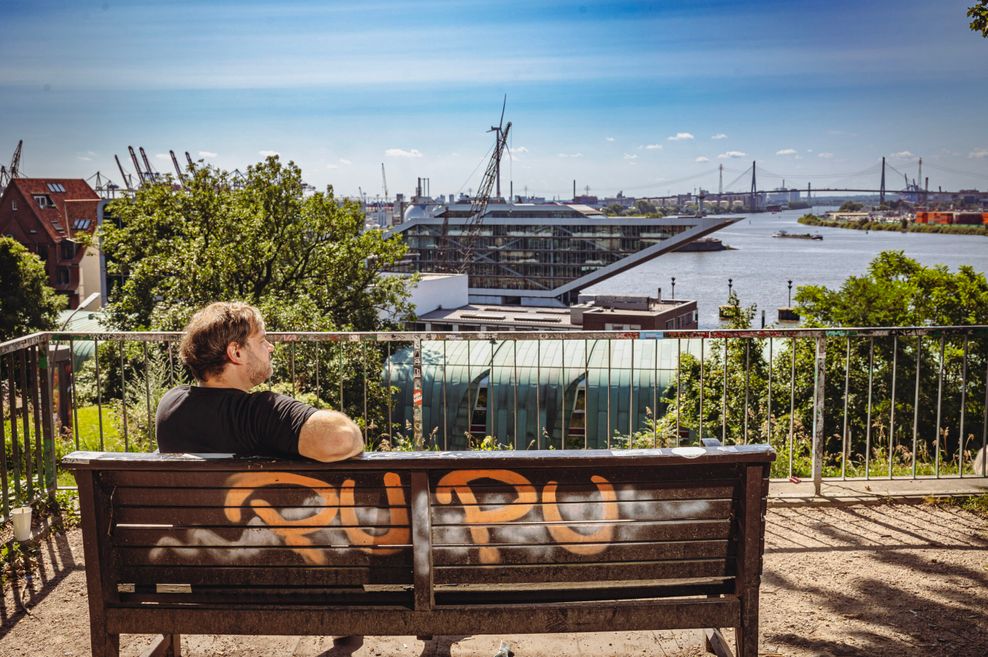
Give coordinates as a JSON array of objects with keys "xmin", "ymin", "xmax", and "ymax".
[
  {"xmin": 812, "ymin": 335, "xmax": 827, "ymax": 495},
  {"xmin": 37, "ymin": 335, "xmax": 58, "ymax": 494},
  {"xmin": 412, "ymin": 337, "xmax": 424, "ymax": 447}
]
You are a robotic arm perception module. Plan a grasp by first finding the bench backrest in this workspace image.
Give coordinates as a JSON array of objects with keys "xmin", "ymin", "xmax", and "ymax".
[{"xmin": 65, "ymin": 447, "xmax": 773, "ymax": 612}]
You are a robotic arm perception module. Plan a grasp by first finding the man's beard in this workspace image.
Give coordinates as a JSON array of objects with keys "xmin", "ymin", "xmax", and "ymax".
[{"xmin": 247, "ymin": 354, "xmax": 272, "ymax": 387}]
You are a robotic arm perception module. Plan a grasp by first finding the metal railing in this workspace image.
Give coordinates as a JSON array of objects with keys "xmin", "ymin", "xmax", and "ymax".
[{"xmin": 2, "ymin": 325, "xmax": 986, "ymax": 520}]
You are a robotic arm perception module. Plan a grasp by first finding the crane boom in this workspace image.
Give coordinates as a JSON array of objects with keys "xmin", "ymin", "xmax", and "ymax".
[
  {"xmin": 170, "ymin": 150, "xmax": 184, "ymax": 181},
  {"xmin": 435, "ymin": 110, "xmax": 511, "ymax": 272},
  {"xmin": 139, "ymin": 147, "xmax": 155, "ymax": 182},
  {"xmin": 9, "ymin": 140, "xmax": 23, "ymax": 178},
  {"xmin": 381, "ymin": 163, "xmax": 388, "ymax": 200},
  {"xmin": 128, "ymin": 146, "xmax": 146, "ymax": 185},
  {"xmin": 185, "ymin": 151, "xmax": 194, "ymax": 168}
]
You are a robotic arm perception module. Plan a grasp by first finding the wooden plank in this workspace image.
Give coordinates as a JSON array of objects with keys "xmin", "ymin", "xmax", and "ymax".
[
  {"xmin": 104, "ymin": 597, "xmax": 741, "ymax": 637},
  {"xmin": 433, "ymin": 482, "xmax": 737, "ymax": 505},
  {"xmin": 116, "ymin": 546, "xmax": 412, "ymax": 568},
  {"xmin": 116, "ymin": 565, "xmax": 412, "ymax": 587},
  {"xmin": 112, "ymin": 526, "xmax": 411, "ymax": 548},
  {"xmin": 429, "ymin": 466, "xmax": 744, "ymax": 490},
  {"xmin": 433, "ymin": 540, "xmax": 732, "ymax": 566},
  {"xmin": 432, "ymin": 518, "xmax": 732, "ymax": 545},
  {"xmin": 435, "ymin": 580, "xmax": 734, "ymax": 605},
  {"xmin": 101, "ymin": 470, "xmax": 410, "ymax": 489},
  {"xmin": 118, "ymin": 587, "xmax": 412, "ymax": 607},
  {"xmin": 112, "ymin": 506, "xmax": 410, "ymax": 527},
  {"xmin": 431, "ymin": 499, "xmax": 733, "ymax": 525},
  {"xmin": 113, "ymin": 485, "xmax": 408, "ymax": 507},
  {"xmin": 433, "ymin": 558, "xmax": 734, "ymax": 584}
]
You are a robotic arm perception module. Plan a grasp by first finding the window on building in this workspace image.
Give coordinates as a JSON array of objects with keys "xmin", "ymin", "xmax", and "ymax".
[
  {"xmin": 60, "ymin": 241, "xmax": 76, "ymax": 260},
  {"xmin": 11, "ymin": 200, "xmax": 17, "ymax": 211},
  {"xmin": 33, "ymin": 194, "xmax": 55, "ymax": 209},
  {"xmin": 46, "ymin": 183, "xmax": 66, "ymax": 193},
  {"xmin": 567, "ymin": 383, "xmax": 587, "ymax": 446},
  {"xmin": 72, "ymin": 218, "xmax": 93, "ymax": 231},
  {"xmin": 56, "ymin": 266, "xmax": 70, "ymax": 285},
  {"xmin": 36, "ymin": 244, "xmax": 48, "ymax": 261},
  {"xmin": 470, "ymin": 377, "xmax": 489, "ymax": 436}
]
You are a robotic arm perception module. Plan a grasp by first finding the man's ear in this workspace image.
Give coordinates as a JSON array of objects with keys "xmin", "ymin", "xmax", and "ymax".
[{"xmin": 226, "ymin": 341, "xmax": 244, "ymax": 365}]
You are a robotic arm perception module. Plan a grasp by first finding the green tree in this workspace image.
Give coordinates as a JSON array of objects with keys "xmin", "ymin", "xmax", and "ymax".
[
  {"xmin": 838, "ymin": 200, "xmax": 864, "ymax": 212},
  {"xmin": 101, "ymin": 156, "xmax": 412, "ymax": 332},
  {"xmin": 970, "ymin": 1, "xmax": 988, "ymax": 36},
  {"xmin": 0, "ymin": 237, "xmax": 64, "ymax": 341}
]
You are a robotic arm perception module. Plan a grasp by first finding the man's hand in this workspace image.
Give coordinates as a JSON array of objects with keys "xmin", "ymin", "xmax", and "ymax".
[{"xmin": 297, "ymin": 410, "xmax": 364, "ymax": 462}]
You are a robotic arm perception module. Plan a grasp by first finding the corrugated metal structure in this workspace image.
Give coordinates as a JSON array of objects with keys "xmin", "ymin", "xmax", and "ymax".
[{"xmin": 387, "ymin": 339, "xmax": 691, "ymax": 449}]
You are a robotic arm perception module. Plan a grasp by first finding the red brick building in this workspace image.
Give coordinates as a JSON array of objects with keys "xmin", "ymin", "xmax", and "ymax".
[{"xmin": 0, "ymin": 179, "xmax": 101, "ymax": 308}]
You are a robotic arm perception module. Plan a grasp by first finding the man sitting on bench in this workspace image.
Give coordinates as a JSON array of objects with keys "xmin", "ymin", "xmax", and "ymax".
[{"xmin": 156, "ymin": 301, "xmax": 364, "ymax": 462}]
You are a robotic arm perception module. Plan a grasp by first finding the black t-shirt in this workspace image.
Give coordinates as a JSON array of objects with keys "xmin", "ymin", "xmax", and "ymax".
[{"xmin": 155, "ymin": 385, "xmax": 318, "ymax": 457}]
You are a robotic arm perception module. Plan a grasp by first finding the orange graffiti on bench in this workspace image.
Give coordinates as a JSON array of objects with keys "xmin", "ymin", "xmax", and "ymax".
[{"xmin": 223, "ymin": 469, "xmax": 621, "ymax": 566}]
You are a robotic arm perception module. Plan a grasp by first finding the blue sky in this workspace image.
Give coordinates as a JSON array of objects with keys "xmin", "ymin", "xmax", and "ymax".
[{"xmin": 2, "ymin": 0, "xmax": 987, "ymax": 199}]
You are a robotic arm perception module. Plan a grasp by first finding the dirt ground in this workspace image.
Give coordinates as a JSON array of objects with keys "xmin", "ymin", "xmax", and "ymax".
[{"xmin": 1, "ymin": 502, "xmax": 986, "ymax": 657}]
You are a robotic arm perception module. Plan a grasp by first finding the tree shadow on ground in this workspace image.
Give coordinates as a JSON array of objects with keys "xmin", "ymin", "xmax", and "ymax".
[
  {"xmin": 763, "ymin": 504, "xmax": 988, "ymax": 656},
  {"xmin": 0, "ymin": 517, "xmax": 80, "ymax": 637}
]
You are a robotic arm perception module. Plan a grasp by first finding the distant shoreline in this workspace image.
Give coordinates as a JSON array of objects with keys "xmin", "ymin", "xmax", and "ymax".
[{"xmin": 798, "ymin": 214, "xmax": 988, "ymax": 237}]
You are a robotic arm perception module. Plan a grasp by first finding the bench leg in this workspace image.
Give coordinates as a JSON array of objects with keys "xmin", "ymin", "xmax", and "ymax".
[
  {"xmin": 91, "ymin": 631, "xmax": 119, "ymax": 657},
  {"xmin": 734, "ymin": 623, "xmax": 757, "ymax": 657},
  {"xmin": 140, "ymin": 634, "xmax": 182, "ymax": 657},
  {"xmin": 704, "ymin": 628, "xmax": 734, "ymax": 657}
]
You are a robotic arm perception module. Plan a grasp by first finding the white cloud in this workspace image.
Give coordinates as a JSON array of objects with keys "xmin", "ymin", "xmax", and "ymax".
[
  {"xmin": 718, "ymin": 150, "xmax": 747, "ymax": 159},
  {"xmin": 776, "ymin": 148, "xmax": 798, "ymax": 156},
  {"xmin": 154, "ymin": 153, "xmax": 170, "ymax": 160},
  {"xmin": 968, "ymin": 148, "xmax": 988, "ymax": 159},
  {"xmin": 644, "ymin": 144, "xmax": 663, "ymax": 150},
  {"xmin": 711, "ymin": 133, "xmax": 728, "ymax": 140},
  {"xmin": 668, "ymin": 132, "xmax": 695, "ymax": 141},
  {"xmin": 557, "ymin": 152, "xmax": 583, "ymax": 158},
  {"xmin": 891, "ymin": 150, "xmax": 916, "ymax": 161},
  {"xmin": 605, "ymin": 137, "xmax": 615, "ymax": 142},
  {"xmin": 325, "ymin": 164, "xmax": 339, "ymax": 169},
  {"xmin": 623, "ymin": 153, "xmax": 638, "ymax": 160},
  {"xmin": 77, "ymin": 155, "xmax": 93, "ymax": 161},
  {"xmin": 509, "ymin": 146, "xmax": 528, "ymax": 154},
  {"xmin": 198, "ymin": 150, "xmax": 218, "ymax": 159},
  {"xmin": 817, "ymin": 152, "xmax": 834, "ymax": 159},
  {"xmin": 338, "ymin": 158, "xmax": 352, "ymax": 165},
  {"xmin": 695, "ymin": 156, "xmax": 710, "ymax": 163},
  {"xmin": 385, "ymin": 148, "xmax": 423, "ymax": 158},
  {"xmin": 258, "ymin": 150, "xmax": 280, "ymax": 158}
]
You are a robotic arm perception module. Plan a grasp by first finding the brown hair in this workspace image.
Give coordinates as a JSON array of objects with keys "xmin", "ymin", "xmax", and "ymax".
[{"xmin": 179, "ymin": 302, "xmax": 264, "ymax": 382}]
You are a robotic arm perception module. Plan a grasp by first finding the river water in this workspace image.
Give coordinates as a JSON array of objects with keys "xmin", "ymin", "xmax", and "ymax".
[{"xmin": 585, "ymin": 207, "xmax": 988, "ymax": 329}]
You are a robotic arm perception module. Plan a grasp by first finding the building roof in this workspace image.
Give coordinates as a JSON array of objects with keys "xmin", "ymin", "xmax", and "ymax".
[{"xmin": 5, "ymin": 178, "xmax": 99, "ymax": 243}]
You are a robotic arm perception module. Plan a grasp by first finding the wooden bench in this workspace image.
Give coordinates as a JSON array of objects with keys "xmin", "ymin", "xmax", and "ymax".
[{"xmin": 64, "ymin": 445, "xmax": 774, "ymax": 657}]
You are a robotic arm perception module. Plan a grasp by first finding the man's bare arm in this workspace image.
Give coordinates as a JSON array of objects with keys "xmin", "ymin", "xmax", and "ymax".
[{"xmin": 297, "ymin": 410, "xmax": 364, "ymax": 462}]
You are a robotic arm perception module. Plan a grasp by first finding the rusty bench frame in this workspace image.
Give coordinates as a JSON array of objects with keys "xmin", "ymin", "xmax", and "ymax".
[{"xmin": 65, "ymin": 445, "xmax": 774, "ymax": 657}]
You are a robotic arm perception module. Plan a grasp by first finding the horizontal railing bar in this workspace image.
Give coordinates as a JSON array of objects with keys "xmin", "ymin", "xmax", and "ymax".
[{"xmin": 40, "ymin": 325, "xmax": 988, "ymax": 344}]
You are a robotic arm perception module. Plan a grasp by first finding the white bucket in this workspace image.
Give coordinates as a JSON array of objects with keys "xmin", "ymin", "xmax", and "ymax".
[{"xmin": 11, "ymin": 506, "xmax": 32, "ymax": 542}]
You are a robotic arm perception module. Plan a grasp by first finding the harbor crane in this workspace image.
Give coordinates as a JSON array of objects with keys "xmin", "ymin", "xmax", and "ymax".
[
  {"xmin": 170, "ymin": 150, "xmax": 185, "ymax": 182},
  {"xmin": 0, "ymin": 140, "xmax": 24, "ymax": 194},
  {"xmin": 381, "ymin": 163, "xmax": 388, "ymax": 201},
  {"xmin": 435, "ymin": 100, "xmax": 511, "ymax": 272}
]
